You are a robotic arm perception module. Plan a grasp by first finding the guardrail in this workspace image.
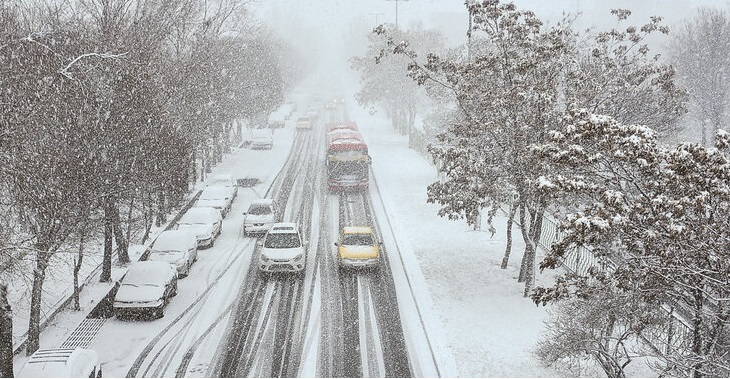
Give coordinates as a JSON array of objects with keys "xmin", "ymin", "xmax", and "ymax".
[{"xmin": 500, "ymin": 202, "xmax": 693, "ymax": 358}]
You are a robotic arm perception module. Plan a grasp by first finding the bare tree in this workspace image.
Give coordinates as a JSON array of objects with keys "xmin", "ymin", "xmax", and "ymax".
[{"xmin": 669, "ymin": 7, "xmax": 730, "ymax": 146}]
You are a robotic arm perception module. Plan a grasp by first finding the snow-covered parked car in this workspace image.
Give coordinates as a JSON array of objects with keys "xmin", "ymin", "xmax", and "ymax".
[
  {"xmin": 207, "ymin": 173, "xmax": 238, "ymax": 200},
  {"xmin": 148, "ymin": 229, "xmax": 198, "ymax": 276},
  {"xmin": 242, "ymin": 199, "xmax": 278, "ymax": 236},
  {"xmin": 113, "ymin": 261, "xmax": 178, "ymax": 320},
  {"xmin": 196, "ymin": 185, "xmax": 234, "ymax": 217},
  {"xmin": 176, "ymin": 206, "xmax": 222, "ymax": 249},
  {"xmin": 267, "ymin": 110, "xmax": 286, "ymax": 128},
  {"xmin": 250, "ymin": 128, "xmax": 273, "ymax": 149},
  {"xmin": 259, "ymin": 222, "xmax": 306, "ymax": 275},
  {"xmin": 16, "ymin": 348, "xmax": 102, "ymax": 378}
]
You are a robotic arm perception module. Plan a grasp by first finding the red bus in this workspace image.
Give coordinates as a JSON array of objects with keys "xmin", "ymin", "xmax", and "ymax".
[{"xmin": 326, "ymin": 123, "xmax": 370, "ymax": 192}]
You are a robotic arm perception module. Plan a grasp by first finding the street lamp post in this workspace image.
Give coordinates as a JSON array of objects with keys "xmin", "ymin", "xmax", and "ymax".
[
  {"xmin": 370, "ymin": 12, "xmax": 385, "ymax": 26},
  {"xmin": 386, "ymin": 0, "xmax": 409, "ymax": 29}
]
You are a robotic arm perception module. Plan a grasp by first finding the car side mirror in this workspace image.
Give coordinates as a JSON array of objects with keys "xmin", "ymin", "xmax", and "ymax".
[
  {"xmin": 334, "ymin": 242, "xmax": 339, "ymax": 246},
  {"xmin": 242, "ymin": 212, "xmax": 248, "ymax": 215}
]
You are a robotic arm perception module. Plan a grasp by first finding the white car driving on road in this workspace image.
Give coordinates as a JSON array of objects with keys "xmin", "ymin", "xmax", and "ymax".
[
  {"xmin": 259, "ymin": 222, "xmax": 306, "ymax": 275},
  {"xmin": 242, "ymin": 199, "xmax": 278, "ymax": 236}
]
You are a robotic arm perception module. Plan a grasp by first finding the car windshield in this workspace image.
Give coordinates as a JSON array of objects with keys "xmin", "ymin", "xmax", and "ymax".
[
  {"xmin": 342, "ymin": 233, "xmax": 374, "ymax": 246},
  {"xmin": 264, "ymin": 233, "xmax": 301, "ymax": 249},
  {"xmin": 248, "ymin": 205, "xmax": 272, "ymax": 215}
]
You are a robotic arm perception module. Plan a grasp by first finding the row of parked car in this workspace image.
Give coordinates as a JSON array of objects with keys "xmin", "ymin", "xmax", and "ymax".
[{"xmin": 112, "ymin": 174, "xmax": 237, "ymax": 320}]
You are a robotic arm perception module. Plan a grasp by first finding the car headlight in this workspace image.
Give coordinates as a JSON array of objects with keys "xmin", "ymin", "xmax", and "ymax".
[
  {"xmin": 260, "ymin": 255, "xmax": 271, "ymax": 262},
  {"xmin": 293, "ymin": 253, "xmax": 303, "ymax": 261}
]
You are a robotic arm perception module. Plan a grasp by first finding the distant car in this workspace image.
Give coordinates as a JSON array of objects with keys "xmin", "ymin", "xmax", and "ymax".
[
  {"xmin": 149, "ymin": 230, "xmax": 198, "ymax": 276},
  {"xmin": 259, "ymin": 222, "xmax": 306, "ymax": 274},
  {"xmin": 242, "ymin": 199, "xmax": 278, "ymax": 236},
  {"xmin": 196, "ymin": 185, "xmax": 234, "ymax": 217},
  {"xmin": 250, "ymin": 128, "xmax": 273, "ymax": 149},
  {"xmin": 335, "ymin": 226, "xmax": 381, "ymax": 270},
  {"xmin": 16, "ymin": 348, "xmax": 102, "ymax": 378},
  {"xmin": 113, "ymin": 261, "xmax": 178, "ymax": 319},
  {"xmin": 305, "ymin": 107, "xmax": 319, "ymax": 120},
  {"xmin": 176, "ymin": 207, "xmax": 222, "ymax": 249},
  {"xmin": 207, "ymin": 174, "xmax": 238, "ymax": 200},
  {"xmin": 296, "ymin": 116, "xmax": 313, "ymax": 130},
  {"xmin": 324, "ymin": 100, "xmax": 336, "ymax": 109},
  {"xmin": 267, "ymin": 111, "xmax": 286, "ymax": 128}
]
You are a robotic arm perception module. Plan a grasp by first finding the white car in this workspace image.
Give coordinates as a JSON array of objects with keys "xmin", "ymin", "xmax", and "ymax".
[
  {"xmin": 250, "ymin": 128, "xmax": 273, "ymax": 149},
  {"xmin": 113, "ymin": 261, "xmax": 178, "ymax": 319},
  {"xmin": 259, "ymin": 222, "xmax": 306, "ymax": 274},
  {"xmin": 149, "ymin": 230, "xmax": 198, "ymax": 276},
  {"xmin": 296, "ymin": 116, "xmax": 313, "ymax": 130},
  {"xmin": 208, "ymin": 174, "xmax": 238, "ymax": 200},
  {"xmin": 242, "ymin": 199, "xmax": 278, "ymax": 235},
  {"xmin": 196, "ymin": 185, "xmax": 234, "ymax": 217},
  {"xmin": 16, "ymin": 348, "xmax": 102, "ymax": 378},
  {"xmin": 177, "ymin": 206, "xmax": 222, "ymax": 248}
]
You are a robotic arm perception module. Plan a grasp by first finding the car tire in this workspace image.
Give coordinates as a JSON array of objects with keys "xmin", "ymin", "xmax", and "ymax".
[
  {"xmin": 156, "ymin": 305, "xmax": 165, "ymax": 319},
  {"xmin": 171, "ymin": 282, "xmax": 178, "ymax": 297}
]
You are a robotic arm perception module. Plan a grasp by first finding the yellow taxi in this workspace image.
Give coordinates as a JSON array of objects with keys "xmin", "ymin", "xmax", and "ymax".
[{"xmin": 335, "ymin": 226, "xmax": 380, "ymax": 270}]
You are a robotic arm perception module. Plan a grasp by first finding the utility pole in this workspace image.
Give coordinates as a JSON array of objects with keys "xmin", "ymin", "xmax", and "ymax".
[{"xmin": 386, "ymin": 0, "xmax": 409, "ymax": 29}]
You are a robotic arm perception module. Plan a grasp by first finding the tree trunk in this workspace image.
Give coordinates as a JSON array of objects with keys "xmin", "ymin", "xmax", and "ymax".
[
  {"xmin": 156, "ymin": 191, "xmax": 166, "ymax": 227},
  {"xmin": 523, "ymin": 206, "xmax": 545, "ymax": 297},
  {"xmin": 519, "ymin": 229, "xmax": 537, "ymax": 297},
  {"xmin": 125, "ymin": 195, "xmax": 135, "ymax": 247},
  {"xmin": 142, "ymin": 191, "xmax": 153, "ymax": 243},
  {"xmin": 0, "ymin": 284, "xmax": 14, "ymax": 377},
  {"xmin": 190, "ymin": 149, "xmax": 198, "ymax": 185},
  {"xmin": 518, "ymin": 204, "xmax": 529, "ymax": 282},
  {"xmin": 100, "ymin": 210, "xmax": 113, "ymax": 282},
  {"xmin": 108, "ymin": 198, "xmax": 129, "ymax": 263},
  {"xmin": 692, "ymin": 288, "xmax": 705, "ymax": 377},
  {"xmin": 501, "ymin": 203, "xmax": 518, "ymax": 269},
  {"xmin": 73, "ymin": 234, "xmax": 84, "ymax": 311},
  {"xmin": 27, "ymin": 249, "xmax": 50, "ymax": 355}
]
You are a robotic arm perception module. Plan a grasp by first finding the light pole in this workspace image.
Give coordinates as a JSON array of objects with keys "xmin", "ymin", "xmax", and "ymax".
[
  {"xmin": 369, "ymin": 12, "xmax": 385, "ymax": 26},
  {"xmin": 386, "ymin": 0, "xmax": 409, "ymax": 29}
]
